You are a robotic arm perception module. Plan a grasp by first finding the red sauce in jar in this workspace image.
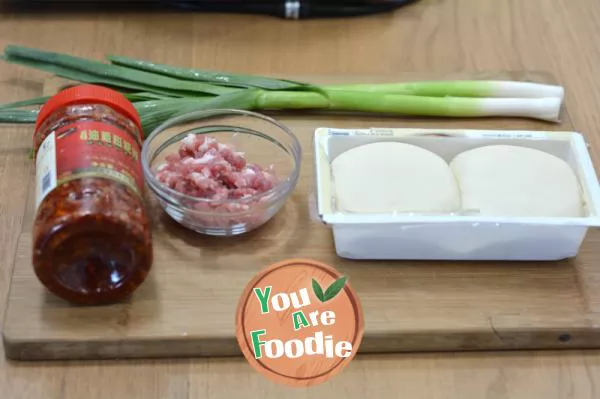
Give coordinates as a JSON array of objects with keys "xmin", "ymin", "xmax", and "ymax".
[{"xmin": 33, "ymin": 84, "xmax": 153, "ymax": 305}]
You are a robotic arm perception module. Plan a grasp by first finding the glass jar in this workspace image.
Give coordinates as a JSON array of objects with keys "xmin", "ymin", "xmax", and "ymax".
[{"xmin": 33, "ymin": 84, "xmax": 153, "ymax": 305}]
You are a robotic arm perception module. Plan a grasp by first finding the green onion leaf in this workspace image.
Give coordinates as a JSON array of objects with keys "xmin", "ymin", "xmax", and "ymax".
[
  {"xmin": 2, "ymin": 54, "xmax": 202, "ymax": 98},
  {"xmin": 0, "ymin": 96, "xmax": 50, "ymax": 110},
  {"xmin": 124, "ymin": 92, "xmax": 175, "ymax": 102},
  {"xmin": 0, "ymin": 109, "xmax": 39, "ymax": 123},
  {"xmin": 4, "ymin": 45, "xmax": 238, "ymax": 96},
  {"xmin": 107, "ymin": 54, "xmax": 308, "ymax": 91}
]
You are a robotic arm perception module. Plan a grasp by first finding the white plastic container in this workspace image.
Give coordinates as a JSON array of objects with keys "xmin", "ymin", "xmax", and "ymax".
[{"xmin": 313, "ymin": 127, "xmax": 600, "ymax": 261}]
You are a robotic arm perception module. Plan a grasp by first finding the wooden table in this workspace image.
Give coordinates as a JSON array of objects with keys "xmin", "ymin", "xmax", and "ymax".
[{"xmin": 1, "ymin": 1, "xmax": 600, "ymax": 397}]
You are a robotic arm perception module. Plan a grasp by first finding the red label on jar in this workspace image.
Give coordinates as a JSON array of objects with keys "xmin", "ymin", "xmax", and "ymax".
[{"xmin": 35, "ymin": 121, "xmax": 144, "ymax": 208}]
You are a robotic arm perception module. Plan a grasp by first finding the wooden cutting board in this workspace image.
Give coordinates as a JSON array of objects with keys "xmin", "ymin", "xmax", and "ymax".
[{"xmin": 5, "ymin": 71, "xmax": 600, "ymax": 361}]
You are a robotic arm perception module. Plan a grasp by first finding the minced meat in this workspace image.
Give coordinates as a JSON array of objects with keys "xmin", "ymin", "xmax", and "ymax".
[{"xmin": 155, "ymin": 134, "xmax": 279, "ymax": 214}]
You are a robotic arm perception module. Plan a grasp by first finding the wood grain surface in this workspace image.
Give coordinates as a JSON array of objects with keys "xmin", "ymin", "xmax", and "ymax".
[
  {"xmin": 5, "ymin": 71, "xmax": 600, "ymax": 361},
  {"xmin": 0, "ymin": 0, "xmax": 600, "ymax": 397}
]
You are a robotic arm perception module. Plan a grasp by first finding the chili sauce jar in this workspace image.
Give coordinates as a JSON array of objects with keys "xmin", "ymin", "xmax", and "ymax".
[{"xmin": 33, "ymin": 84, "xmax": 153, "ymax": 305}]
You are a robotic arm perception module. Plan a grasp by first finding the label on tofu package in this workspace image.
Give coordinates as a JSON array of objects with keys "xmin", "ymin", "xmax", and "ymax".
[{"xmin": 35, "ymin": 121, "xmax": 144, "ymax": 208}]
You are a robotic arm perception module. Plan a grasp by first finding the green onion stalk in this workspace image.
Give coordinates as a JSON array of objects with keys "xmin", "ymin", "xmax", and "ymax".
[{"xmin": 0, "ymin": 45, "xmax": 565, "ymax": 139}]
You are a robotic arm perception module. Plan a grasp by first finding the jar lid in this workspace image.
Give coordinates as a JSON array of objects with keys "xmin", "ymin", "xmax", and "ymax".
[{"xmin": 35, "ymin": 84, "xmax": 143, "ymax": 136}]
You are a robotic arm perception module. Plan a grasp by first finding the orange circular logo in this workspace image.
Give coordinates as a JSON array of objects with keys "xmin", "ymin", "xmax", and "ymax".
[{"xmin": 235, "ymin": 258, "xmax": 364, "ymax": 387}]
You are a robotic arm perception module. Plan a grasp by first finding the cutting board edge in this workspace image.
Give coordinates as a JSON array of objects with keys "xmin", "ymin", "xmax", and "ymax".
[{"xmin": 5, "ymin": 326, "xmax": 600, "ymax": 361}]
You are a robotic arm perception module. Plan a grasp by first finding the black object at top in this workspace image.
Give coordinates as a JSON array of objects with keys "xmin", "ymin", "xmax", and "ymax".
[
  {"xmin": 1, "ymin": 0, "xmax": 420, "ymax": 19},
  {"xmin": 168, "ymin": 0, "xmax": 421, "ymax": 19}
]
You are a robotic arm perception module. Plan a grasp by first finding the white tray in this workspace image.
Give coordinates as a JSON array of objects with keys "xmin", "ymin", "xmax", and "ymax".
[{"xmin": 313, "ymin": 127, "xmax": 600, "ymax": 261}]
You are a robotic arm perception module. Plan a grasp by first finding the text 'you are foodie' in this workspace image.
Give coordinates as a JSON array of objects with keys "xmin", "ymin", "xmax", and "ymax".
[{"xmin": 235, "ymin": 259, "xmax": 364, "ymax": 387}]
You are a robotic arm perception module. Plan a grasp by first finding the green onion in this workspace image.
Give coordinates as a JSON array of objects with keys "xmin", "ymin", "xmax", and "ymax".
[
  {"xmin": 137, "ymin": 90, "xmax": 261, "ymax": 136},
  {"xmin": 257, "ymin": 90, "xmax": 562, "ymax": 122},
  {"xmin": 0, "ymin": 109, "xmax": 39, "ymax": 123},
  {"xmin": 323, "ymin": 80, "xmax": 565, "ymax": 100},
  {"xmin": 4, "ymin": 45, "xmax": 237, "ymax": 96},
  {"xmin": 256, "ymin": 91, "xmax": 330, "ymax": 110},
  {"xmin": 124, "ymin": 92, "xmax": 174, "ymax": 102},
  {"xmin": 0, "ymin": 93, "xmax": 172, "ymax": 111},
  {"xmin": 2, "ymin": 54, "xmax": 197, "ymax": 98},
  {"xmin": 326, "ymin": 91, "xmax": 562, "ymax": 121},
  {"xmin": 107, "ymin": 55, "xmax": 306, "ymax": 91},
  {"xmin": 0, "ymin": 45, "xmax": 566, "ymax": 139},
  {"xmin": 107, "ymin": 54, "xmax": 329, "ymax": 101},
  {"xmin": 0, "ymin": 96, "xmax": 50, "ymax": 110}
]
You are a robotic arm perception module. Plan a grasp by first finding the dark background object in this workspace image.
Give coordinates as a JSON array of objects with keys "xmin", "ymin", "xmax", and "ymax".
[{"xmin": 0, "ymin": 0, "xmax": 420, "ymax": 19}]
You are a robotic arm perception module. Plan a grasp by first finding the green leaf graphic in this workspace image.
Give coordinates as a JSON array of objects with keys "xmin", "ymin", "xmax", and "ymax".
[
  {"xmin": 323, "ymin": 276, "xmax": 348, "ymax": 302},
  {"xmin": 312, "ymin": 279, "xmax": 325, "ymax": 302}
]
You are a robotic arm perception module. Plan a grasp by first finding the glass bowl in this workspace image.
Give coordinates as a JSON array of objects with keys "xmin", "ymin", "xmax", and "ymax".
[{"xmin": 141, "ymin": 109, "xmax": 302, "ymax": 236}]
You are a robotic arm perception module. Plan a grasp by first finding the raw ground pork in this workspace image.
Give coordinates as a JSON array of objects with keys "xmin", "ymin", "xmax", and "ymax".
[{"xmin": 155, "ymin": 134, "xmax": 280, "ymax": 229}]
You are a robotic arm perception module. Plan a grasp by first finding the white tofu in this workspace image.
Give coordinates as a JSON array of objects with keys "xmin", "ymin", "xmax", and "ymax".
[
  {"xmin": 331, "ymin": 141, "xmax": 461, "ymax": 213},
  {"xmin": 450, "ymin": 144, "xmax": 584, "ymax": 217}
]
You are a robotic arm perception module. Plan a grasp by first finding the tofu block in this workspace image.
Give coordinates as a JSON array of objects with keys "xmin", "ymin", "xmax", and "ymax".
[
  {"xmin": 331, "ymin": 142, "xmax": 461, "ymax": 213},
  {"xmin": 450, "ymin": 144, "xmax": 584, "ymax": 217}
]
